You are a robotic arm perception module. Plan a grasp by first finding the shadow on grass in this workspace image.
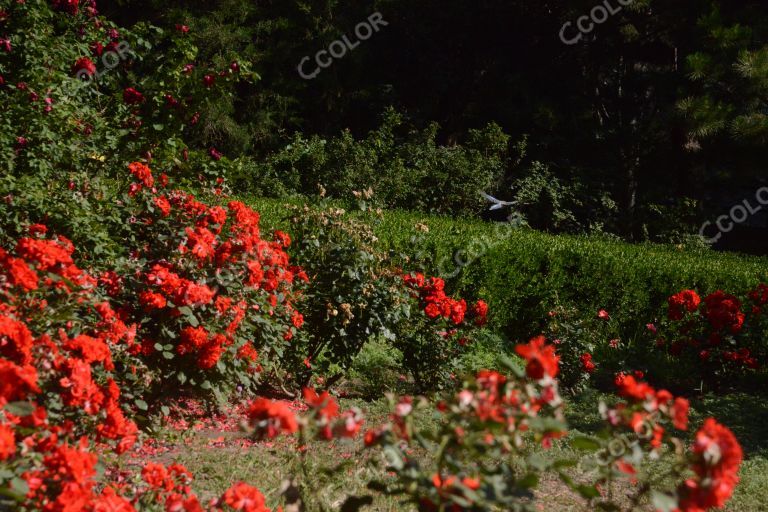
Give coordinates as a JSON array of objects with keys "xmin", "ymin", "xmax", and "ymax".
[
  {"xmin": 565, "ymin": 389, "xmax": 768, "ymax": 458},
  {"xmin": 690, "ymin": 393, "xmax": 768, "ymax": 457}
]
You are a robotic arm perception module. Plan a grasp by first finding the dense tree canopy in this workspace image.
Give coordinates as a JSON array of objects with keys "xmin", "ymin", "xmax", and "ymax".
[{"xmin": 95, "ymin": 1, "xmax": 768, "ymax": 245}]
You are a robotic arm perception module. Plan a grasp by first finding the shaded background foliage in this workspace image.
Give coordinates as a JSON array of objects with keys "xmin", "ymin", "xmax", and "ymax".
[{"xmin": 94, "ymin": 0, "xmax": 768, "ymax": 246}]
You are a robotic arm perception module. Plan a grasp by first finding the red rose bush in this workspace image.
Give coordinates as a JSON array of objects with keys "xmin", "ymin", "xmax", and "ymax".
[
  {"xmin": 238, "ymin": 336, "xmax": 743, "ymax": 511},
  {"xmin": 652, "ymin": 287, "xmax": 766, "ymax": 387},
  {"xmin": 105, "ymin": 163, "xmax": 308, "ymax": 402},
  {"xmin": 0, "ymin": 224, "xmax": 279, "ymax": 511}
]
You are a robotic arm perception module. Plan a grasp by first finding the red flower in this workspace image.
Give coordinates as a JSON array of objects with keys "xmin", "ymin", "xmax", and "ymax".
[
  {"xmin": 0, "ymin": 314, "xmax": 34, "ymax": 364},
  {"xmin": 52, "ymin": 0, "xmax": 80, "ymax": 15},
  {"xmin": 3, "ymin": 256, "xmax": 39, "ymax": 291},
  {"xmin": 64, "ymin": 335, "xmax": 112, "ymax": 367},
  {"xmin": 749, "ymin": 283, "xmax": 768, "ymax": 306},
  {"xmin": 142, "ymin": 462, "xmax": 171, "ymax": 490},
  {"xmin": 209, "ymin": 147, "xmax": 223, "ymax": 160},
  {"xmin": 203, "ymin": 74, "xmax": 216, "ymax": 87},
  {"xmin": 672, "ymin": 397, "xmax": 690, "ymax": 431},
  {"xmin": 678, "ymin": 419, "xmax": 742, "ymax": 511},
  {"xmin": 208, "ymin": 206, "xmax": 228, "ymax": 226},
  {"xmin": 178, "ymin": 326, "xmax": 208, "ymax": 355},
  {"xmin": 43, "ymin": 440, "xmax": 98, "ymax": 486},
  {"xmin": 424, "ymin": 302, "xmax": 441, "ymax": 319},
  {"xmin": 471, "ymin": 300, "xmax": 489, "ymax": 326},
  {"xmin": 175, "ymin": 24, "xmax": 190, "ymax": 33},
  {"xmin": 449, "ymin": 299, "xmax": 467, "ymax": 325},
  {"xmin": 153, "ymin": 195, "xmax": 171, "ymax": 217},
  {"xmin": 273, "ymin": 230, "xmax": 291, "ymax": 247},
  {"xmin": 291, "ymin": 310, "xmax": 304, "ymax": 329},
  {"xmin": 597, "ymin": 309, "xmax": 610, "ymax": 320},
  {"xmin": 123, "ymin": 87, "xmax": 144, "ymax": 104},
  {"xmin": 579, "ymin": 353, "xmax": 596, "ymax": 373},
  {"xmin": 220, "ymin": 482, "xmax": 270, "ymax": 511},
  {"xmin": 614, "ymin": 374, "xmax": 654, "ymax": 402},
  {"xmin": 0, "ymin": 423, "xmax": 15, "ymax": 460},
  {"xmin": 139, "ymin": 290, "xmax": 167, "ymax": 311},
  {"xmin": 72, "ymin": 57, "xmax": 96, "ymax": 78},
  {"xmin": 515, "ymin": 335, "xmax": 559, "ymax": 380},
  {"xmin": 247, "ymin": 398, "xmax": 298, "ymax": 439},
  {"xmin": 668, "ymin": 290, "xmax": 702, "ymax": 321},
  {"xmin": 90, "ymin": 487, "xmax": 134, "ymax": 512},
  {"xmin": 28, "ymin": 224, "xmax": 47, "ymax": 237},
  {"xmin": 128, "ymin": 162, "xmax": 154, "ymax": 187},
  {"xmin": 236, "ymin": 342, "xmax": 258, "ymax": 363},
  {"xmin": 702, "ymin": 291, "xmax": 745, "ymax": 333},
  {"xmin": 0, "ymin": 360, "xmax": 39, "ymax": 402},
  {"xmin": 174, "ymin": 280, "xmax": 215, "ymax": 306},
  {"xmin": 182, "ymin": 227, "xmax": 217, "ymax": 260},
  {"xmin": 197, "ymin": 336, "xmax": 225, "ymax": 369},
  {"xmin": 303, "ymin": 388, "xmax": 339, "ymax": 420},
  {"xmin": 59, "ymin": 359, "xmax": 102, "ymax": 410}
]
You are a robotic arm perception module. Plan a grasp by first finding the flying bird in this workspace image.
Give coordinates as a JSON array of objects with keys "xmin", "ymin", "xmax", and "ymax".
[{"xmin": 480, "ymin": 191, "xmax": 516, "ymax": 211}]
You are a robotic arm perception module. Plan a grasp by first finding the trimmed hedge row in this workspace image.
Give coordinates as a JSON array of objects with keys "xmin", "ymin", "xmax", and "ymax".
[{"xmin": 247, "ymin": 197, "xmax": 768, "ymax": 344}]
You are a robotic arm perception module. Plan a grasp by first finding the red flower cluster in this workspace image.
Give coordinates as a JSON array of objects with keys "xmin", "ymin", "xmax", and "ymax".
[
  {"xmin": 302, "ymin": 387, "xmax": 363, "ymax": 440},
  {"xmin": 246, "ymin": 398, "xmax": 299, "ymax": 439},
  {"xmin": 702, "ymin": 291, "xmax": 745, "ymax": 333},
  {"xmin": 0, "ymin": 232, "xmax": 144, "ymax": 508},
  {"xmin": 471, "ymin": 299, "xmax": 489, "ymax": 326},
  {"xmin": 129, "ymin": 161, "xmax": 154, "ymax": 193},
  {"xmin": 579, "ymin": 352, "xmax": 596, "ymax": 373},
  {"xmin": 608, "ymin": 374, "xmax": 691, "ymax": 447},
  {"xmin": 678, "ymin": 419, "xmax": 743, "ymax": 511},
  {"xmin": 515, "ymin": 335, "xmax": 559, "ymax": 380},
  {"xmin": 217, "ymin": 482, "xmax": 271, "ymax": 512},
  {"xmin": 721, "ymin": 347, "xmax": 759, "ymax": 369},
  {"xmin": 749, "ymin": 283, "xmax": 768, "ymax": 313},
  {"xmin": 115, "ymin": 163, "xmax": 306, "ymax": 382},
  {"xmin": 668, "ymin": 290, "xmax": 701, "ymax": 321},
  {"xmin": 72, "ymin": 56, "xmax": 96, "ymax": 77},
  {"xmin": 403, "ymin": 273, "xmax": 487, "ymax": 327},
  {"xmin": 660, "ymin": 287, "xmax": 761, "ymax": 374},
  {"xmin": 123, "ymin": 87, "xmax": 145, "ymax": 105},
  {"xmin": 52, "ymin": 0, "xmax": 79, "ymax": 15}
]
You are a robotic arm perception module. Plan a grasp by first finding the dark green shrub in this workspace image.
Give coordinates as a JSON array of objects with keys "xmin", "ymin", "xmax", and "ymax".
[
  {"xmin": 232, "ymin": 110, "xmax": 510, "ymax": 216},
  {"xmin": 249, "ymin": 197, "xmax": 768, "ymax": 378},
  {"xmin": 281, "ymin": 198, "xmax": 409, "ymax": 386}
]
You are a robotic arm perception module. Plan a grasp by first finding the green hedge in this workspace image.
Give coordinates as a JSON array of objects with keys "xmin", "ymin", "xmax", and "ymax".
[{"xmin": 247, "ymin": 197, "xmax": 768, "ymax": 344}]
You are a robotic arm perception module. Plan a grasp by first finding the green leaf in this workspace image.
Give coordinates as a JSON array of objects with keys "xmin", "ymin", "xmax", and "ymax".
[
  {"xmin": 10, "ymin": 477, "xmax": 29, "ymax": 496},
  {"xmin": 575, "ymin": 484, "xmax": 600, "ymax": 499},
  {"xmin": 4, "ymin": 402, "xmax": 35, "ymax": 416},
  {"xmin": 651, "ymin": 491, "xmax": 679, "ymax": 512},
  {"xmin": 571, "ymin": 436, "xmax": 602, "ymax": 451},
  {"xmin": 134, "ymin": 399, "xmax": 149, "ymax": 411},
  {"xmin": 161, "ymin": 406, "xmax": 170, "ymax": 416}
]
